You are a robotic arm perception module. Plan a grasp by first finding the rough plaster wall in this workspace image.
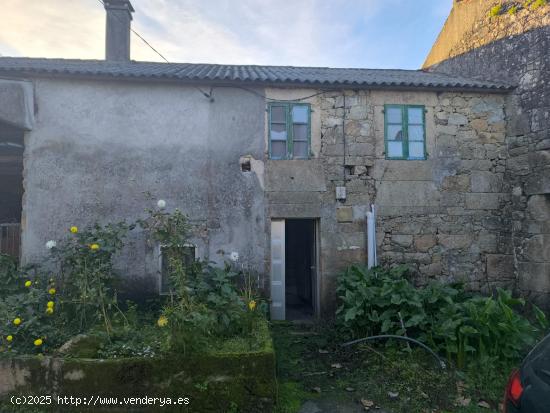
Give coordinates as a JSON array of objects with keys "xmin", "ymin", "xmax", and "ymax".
[
  {"xmin": 424, "ymin": 1, "xmax": 550, "ymax": 306},
  {"xmin": 22, "ymin": 78, "xmax": 266, "ymax": 296}
]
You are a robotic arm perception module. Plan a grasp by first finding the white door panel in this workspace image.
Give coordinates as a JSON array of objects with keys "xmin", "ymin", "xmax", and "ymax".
[{"xmin": 270, "ymin": 219, "xmax": 285, "ymax": 320}]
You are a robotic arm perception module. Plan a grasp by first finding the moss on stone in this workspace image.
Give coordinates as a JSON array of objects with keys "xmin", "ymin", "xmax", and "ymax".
[{"xmin": 0, "ymin": 320, "xmax": 276, "ymax": 412}]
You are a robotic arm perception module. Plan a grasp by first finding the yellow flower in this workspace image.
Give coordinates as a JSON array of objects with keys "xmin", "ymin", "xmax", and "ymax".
[
  {"xmin": 248, "ymin": 300, "xmax": 257, "ymax": 311},
  {"xmin": 13, "ymin": 318, "xmax": 21, "ymax": 326},
  {"xmin": 6, "ymin": 335, "xmax": 13, "ymax": 342},
  {"xmin": 24, "ymin": 280, "xmax": 32, "ymax": 288},
  {"xmin": 70, "ymin": 226, "xmax": 78, "ymax": 233},
  {"xmin": 45, "ymin": 307, "xmax": 54, "ymax": 315},
  {"xmin": 90, "ymin": 243, "xmax": 100, "ymax": 251},
  {"xmin": 47, "ymin": 301, "xmax": 54, "ymax": 308},
  {"xmin": 34, "ymin": 338, "xmax": 43, "ymax": 346},
  {"xmin": 157, "ymin": 315, "xmax": 168, "ymax": 327},
  {"xmin": 48, "ymin": 288, "xmax": 56, "ymax": 295}
]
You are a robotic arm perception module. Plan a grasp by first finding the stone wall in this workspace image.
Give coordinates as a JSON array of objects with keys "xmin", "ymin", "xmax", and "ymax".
[
  {"xmin": 314, "ymin": 90, "xmax": 509, "ymax": 305},
  {"xmin": 424, "ymin": 0, "xmax": 550, "ymax": 306},
  {"xmin": 424, "ymin": 0, "xmax": 550, "ymax": 69}
]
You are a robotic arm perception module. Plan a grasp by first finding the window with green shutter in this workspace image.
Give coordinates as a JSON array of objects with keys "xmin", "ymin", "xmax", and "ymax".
[
  {"xmin": 269, "ymin": 102, "xmax": 311, "ymax": 160},
  {"xmin": 384, "ymin": 104, "xmax": 426, "ymax": 160}
]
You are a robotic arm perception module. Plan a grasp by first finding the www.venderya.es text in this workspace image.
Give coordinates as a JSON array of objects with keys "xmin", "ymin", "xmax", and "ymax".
[{"xmin": 11, "ymin": 395, "xmax": 190, "ymax": 408}]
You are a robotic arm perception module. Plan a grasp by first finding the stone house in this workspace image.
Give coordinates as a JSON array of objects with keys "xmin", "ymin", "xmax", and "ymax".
[{"xmin": 0, "ymin": 0, "xmax": 547, "ymax": 319}]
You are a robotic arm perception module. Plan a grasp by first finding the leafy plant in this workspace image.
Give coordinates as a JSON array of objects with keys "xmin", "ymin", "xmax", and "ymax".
[
  {"xmin": 336, "ymin": 265, "xmax": 547, "ymax": 369},
  {"xmin": 0, "ymin": 255, "xmax": 66, "ymax": 353},
  {"xmin": 2, "ymin": 199, "xmax": 270, "ymax": 357},
  {"xmin": 96, "ymin": 301, "xmax": 163, "ymax": 358},
  {"xmin": 50, "ymin": 222, "xmax": 132, "ymax": 337},
  {"xmin": 489, "ymin": 4, "xmax": 503, "ymax": 17},
  {"xmin": 531, "ymin": 0, "xmax": 547, "ymax": 9},
  {"xmin": 139, "ymin": 203, "xmax": 267, "ymax": 354}
]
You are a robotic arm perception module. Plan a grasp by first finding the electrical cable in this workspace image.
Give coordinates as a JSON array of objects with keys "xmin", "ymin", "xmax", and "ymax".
[
  {"xmin": 95, "ymin": 0, "xmax": 213, "ymax": 100},
  {"xmin": 96, "ymin": 0, "xmax": 168, "ymax": 63},
  {"xmin": 217, "ymin": 85, "xmax": 333, "ymax": 102},
  {"xmin": 341, "ymin": 335, "xmax": 447, "ymax": 370}
]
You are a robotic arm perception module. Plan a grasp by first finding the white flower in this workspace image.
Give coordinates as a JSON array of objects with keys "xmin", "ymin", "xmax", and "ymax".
[
  {"xmin": 157, "ymin": 199, "xmax": 166, "ymax": 209},
  {"xmin": 45, "ymin": 240, "xmax": 57, "ymax": 250},
  {"xmin": 230, "ymin": 251, "xmax": 239, "ymax": 262}
]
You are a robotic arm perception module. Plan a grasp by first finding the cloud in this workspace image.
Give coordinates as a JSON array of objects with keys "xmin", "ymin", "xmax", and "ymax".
[
  {"xmin": 0, "ymin": 0, "xmax": 105, "ymax": 59},
  {"xmin": 0, "ymin": 0, "xmax": 451, "ymax": 68}
]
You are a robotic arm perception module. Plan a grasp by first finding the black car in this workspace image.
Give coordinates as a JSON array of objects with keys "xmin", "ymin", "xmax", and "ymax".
[{"xmin": 504, "ymin": 333, "xmax": 550, "ymax": 412}]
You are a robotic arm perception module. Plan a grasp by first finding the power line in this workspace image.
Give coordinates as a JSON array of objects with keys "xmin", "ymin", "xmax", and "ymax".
[
  {"xmin": 95, "ymin": 0, "xmax": 213, "ymax": 99},
  {"xmin": 226, "ymin": 86, "xmax": 333, "ymax": 102},
  {"xmin": 130, "ymin": 28, "xmax": 169, "ymax": 63}
]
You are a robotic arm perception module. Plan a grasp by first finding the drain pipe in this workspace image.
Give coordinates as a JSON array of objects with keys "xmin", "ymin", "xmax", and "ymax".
[{"xmin": 366, "ymin": 204, "xmax": 377, "ymax": 268}]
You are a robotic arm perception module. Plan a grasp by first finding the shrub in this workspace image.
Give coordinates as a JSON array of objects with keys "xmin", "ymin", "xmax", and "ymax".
[
  {"xmin": 50, "ymin": 221, "xmax": 132, "ymax": 336},
  {"xmin": 336, "ymin": 265, "xmax": 547, "ymax": 369},
  {"xmin": 2, "ymin": 200, "xmax": 269, "ymax": 357},
  {"xmin": 489, "ymin": 4, "xmax": 503, "ymax": 17},
  {"xmin": 0, "ymin": 255, "xmax": 66, "ymax": 354},
  {"xmin": 531, "ymin": 0, "xmax": 547, "ymax": 9},
  {"xmin": 139, "ymin": 204, "xmax": 267, "ymax": 354}
]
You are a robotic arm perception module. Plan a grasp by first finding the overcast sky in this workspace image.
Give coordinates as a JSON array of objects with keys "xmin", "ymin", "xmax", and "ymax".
[{"xmin": 0, "ymin": 0, "xmax": 452, "ymax": 69}]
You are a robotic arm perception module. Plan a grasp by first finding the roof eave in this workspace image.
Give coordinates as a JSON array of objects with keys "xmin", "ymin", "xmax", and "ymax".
[{"xmin": 0, "ymin": 69, "xmax": 515, "ymax": 94}]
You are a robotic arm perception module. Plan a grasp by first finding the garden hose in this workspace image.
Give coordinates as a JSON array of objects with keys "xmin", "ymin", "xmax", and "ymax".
[{"xmin": 341, "ymin": 335, "xmax": 447, "ymax": 370}]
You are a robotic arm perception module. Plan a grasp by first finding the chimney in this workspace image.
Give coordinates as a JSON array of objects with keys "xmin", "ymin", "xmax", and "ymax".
[{"xmin": 104, "ymin": 0, "xmax": 134, "ymax": 61}]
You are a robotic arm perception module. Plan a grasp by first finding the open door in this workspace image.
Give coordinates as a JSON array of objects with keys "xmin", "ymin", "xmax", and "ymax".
[
  {"xmin": 270, "ymin": 219, "xmax": 286, "ymax": 320},
  {"xmin": 271, "ymin": 218, "xmax": 319, "ymax": 321}
]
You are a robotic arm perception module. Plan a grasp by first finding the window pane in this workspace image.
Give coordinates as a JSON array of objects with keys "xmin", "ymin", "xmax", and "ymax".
[
  {"xmin": 292, "ymin": 106, "xmax": 308, "ymax": 123},
  {"xmin": 293, "ymin": 141, "xmax": 308, "ymax": 158},
  {"xmin": 182, "ymin": 246, "xmax": 195, "ymax": 267},
  {"xmin": 386, "ymin": 107, "xmax": 402, "ymax": 123},
  {"xmin": 271, "ymin": 123, "xmax": 287, "ymax": 140},
  {"xmin": 388, "ymin": 141, "xmax": 403, "ymax": 158},
  {"xmin": 271, "ymin": 141, "xmax": 287, "ymax": 158},
  {"xmin": 409, "ymin": 141, "xmax": 425, "ymax": 159},
  {"xmin": 387, "ymin": 124, "xmax": 403, "ymax": 141},
  {"xmin": 408, "ymin": 125, "xmax": 424, "ymax": 141},
  {"xmin": 408, "ymin": 107, "xmax": 423, "ymax": 124},
  {"xmin": 293, "ymin": 124, "xmax": 307, "ymax": 141},
  {"xmin": 271, "ymin": 106, "xmax": 286, "ymax": 123}
]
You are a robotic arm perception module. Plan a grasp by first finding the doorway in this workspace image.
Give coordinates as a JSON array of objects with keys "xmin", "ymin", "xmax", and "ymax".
[
  {"xmin": 270, "ymin": 218, "xmax": 319, "ymax": 321},
  {"xmin": 0, "ymin": 122, "xmax": 24, "ymax": 259}
]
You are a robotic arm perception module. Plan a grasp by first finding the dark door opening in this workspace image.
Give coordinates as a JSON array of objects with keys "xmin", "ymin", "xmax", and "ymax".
[
  {"xmin": 285, "ymin": 219, "xmax": 316, "ymax": 320},
  {"xmin": 0, "ymin": 122, "xmax": 24, "ymax": 259}
]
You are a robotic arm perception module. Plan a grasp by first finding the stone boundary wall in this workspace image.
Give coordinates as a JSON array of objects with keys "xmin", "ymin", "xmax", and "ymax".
[
  {"xmin": 424, "ymin": 0, "xmax": 550, "ymax": 306},
  {"xmin": 0, "ymin": 351, "xmax": 276, "ymax": 412},
  {"xmin": 424, "ymin": 0, "xmax": 550, "ymax": 69}
]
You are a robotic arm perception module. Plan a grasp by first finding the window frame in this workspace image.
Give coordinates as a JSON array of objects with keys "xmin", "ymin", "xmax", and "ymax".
[
  {"xmin": 384, "ymin": 104, "xmax": 427, "ymax": 160},
  {"xmin": 268, "ymin": 102, "xmax": 311, "ymax": 160}
]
